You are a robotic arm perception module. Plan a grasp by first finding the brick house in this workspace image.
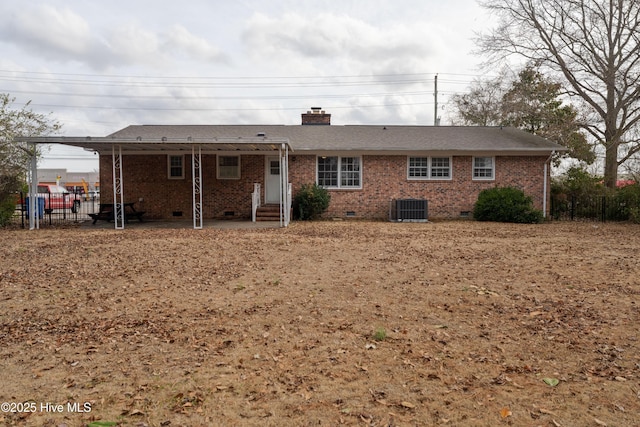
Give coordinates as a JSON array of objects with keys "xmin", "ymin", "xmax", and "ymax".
[{"xmin": 27, "ymin": 108, "xmax": 564, "ymax": 228}]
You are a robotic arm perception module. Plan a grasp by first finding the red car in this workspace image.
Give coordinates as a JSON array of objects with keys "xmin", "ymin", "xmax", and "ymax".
[{"xmin": 37, "ymin": 184, "xmax": 81, "ymax": 213}]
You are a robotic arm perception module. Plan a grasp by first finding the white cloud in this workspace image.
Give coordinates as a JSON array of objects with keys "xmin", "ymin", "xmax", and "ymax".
[
  {"xmin": 101, "ymin": 24, "xmax": 163, "ymax": 68},
  {"xmin": 162, "ymin": 25, "xmax": 229, "ymax": 63},
  {"xmin": 0, "ymin": 4, "xmax": 231, "ymax": 71},
  {"xmin": 0, "ymin": 4, "xmax": 92, "ymax": 59},
  {"xmin": 242, "ymin": 11, "xmax": 448, "ymax": 80}
]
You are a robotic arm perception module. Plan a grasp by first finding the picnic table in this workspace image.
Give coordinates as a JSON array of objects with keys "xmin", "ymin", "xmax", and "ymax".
[{"xmin": 88, "ymin": 202, "xmax": 145, "ymax": 224}]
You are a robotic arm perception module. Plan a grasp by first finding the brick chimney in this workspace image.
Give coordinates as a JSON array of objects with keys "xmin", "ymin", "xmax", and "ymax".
[{"xmin": 301, "ymin": 107, "xmax": 331, "ymax": 125}]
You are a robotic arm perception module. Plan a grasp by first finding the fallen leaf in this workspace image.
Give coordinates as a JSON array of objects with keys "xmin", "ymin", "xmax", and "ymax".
[
  {"xmin": 543, "ymin": 377, "xmax": 559, "ymax": 387},
  {"xmin": 400, "ymin": 401, "xmax": 415, "ymax": 409},
  {"xmin": 594, "ymin": 418, "xmax": 607, "ymax": 426},
  {"xmin": 500, "ymin": 407, "xmax": 512, "ymax": 418}
]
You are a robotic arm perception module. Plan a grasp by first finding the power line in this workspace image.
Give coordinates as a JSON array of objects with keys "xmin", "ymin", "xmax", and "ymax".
[
  {"xmin": 1, "ymin": 88, "xmax": 436, "ymax": 101},
  {"xmin": 1, "ymin": 69, "xmax": 484, "ymax": 129},
  {"xmin": 21, "ymin": 101, "xmax": 436, "ymax": 112},
  {"xmin": 0, "ymin": 69, "xmax": 477, "ymax": 91},
  {"xmin": 0, "ymin": 68, "xmax": 489, "ymax": 80}
]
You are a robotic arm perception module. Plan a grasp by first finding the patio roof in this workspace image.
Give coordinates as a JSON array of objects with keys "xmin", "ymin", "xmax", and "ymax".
[
  {"xmin": 21, "ymin": 124, "xmax": 565, "ymax": 155},
  {"xmin": 20, "ymin": 136, "xmax": 292, "ymax": 154}
]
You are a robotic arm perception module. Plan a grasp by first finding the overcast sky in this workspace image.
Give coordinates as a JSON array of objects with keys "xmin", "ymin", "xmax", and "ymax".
[{"xmin": 0, "ymin": 0, "xmax": 496, "ymax": 171}]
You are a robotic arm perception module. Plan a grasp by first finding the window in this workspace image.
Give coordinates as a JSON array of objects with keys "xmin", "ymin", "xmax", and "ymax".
[
  {"xmin": 317, "ymin": 156, "xmax": 338, "ymax": 187},
  {"xmin": 168, "ymin": 155, "xmax": 184, "ymax": 179},
  {"xmin": 431, "ymin": 157, "xmax": 451, "ymax": 178},
  {"xmin": 473, "ymin": 157, "xmax": 494, "ymax": 180},
  {"xmin": 408, "ymin": 157, "xmax": 429, "ymax": 178},
  {"xmin": 217, "ymin": 155, "xmax": 240, "ymax": 179},
  {"xmin": 408, "ymin": 156, "xmax": 451, "ymax": 180},
  {"xmin": 317, "ymin": 156, "xmax": 361, "ymax": 188},
  {"xmin": 341, "ymin": 157, "xmax": 361, "ymax": 187},
  {"xmin": 270, "ymin": 159, "xmax": 280, "ymax": 176}
]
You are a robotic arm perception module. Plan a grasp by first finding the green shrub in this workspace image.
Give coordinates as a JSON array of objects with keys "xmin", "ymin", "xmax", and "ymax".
[
  {"xmin": 293, "ymin": 183, "xmax": 330, "ymax": 220},
  {"xmin": 607, "ymin": 183, "xmax": 640, "ymax": 221},
  {"xmin": 629, "ymin": 207, "xmax": 640, "ymax": 224},
  {"xmin": 552, "ymin": 166, "xmax": 604, "ymax": 197},
  {"xmin": 0, "ymin": 197, "xmax": 16, "ymax": 227},
  {"xmin": 473, "ymin": 187, "xmax": 543, "ymax": 223}
]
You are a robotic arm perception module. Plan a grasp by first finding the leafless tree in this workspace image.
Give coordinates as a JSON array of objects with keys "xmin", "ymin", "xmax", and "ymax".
[
  {"xmin": 477, "ymin": 0, "xmax": 640, "ymax": 188},
  {"xmin": 449, "ymin": 68, "xmax": 511, "ymax": 126},
  {"xmin": 450, "ymin": 66, "xmax": 594, "ymax": 164}
]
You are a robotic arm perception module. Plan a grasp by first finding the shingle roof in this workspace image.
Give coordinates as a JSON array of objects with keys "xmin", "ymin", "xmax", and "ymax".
[{"xmin": 107, "ymin": 124, "xmax": 565, "ymax": 154}]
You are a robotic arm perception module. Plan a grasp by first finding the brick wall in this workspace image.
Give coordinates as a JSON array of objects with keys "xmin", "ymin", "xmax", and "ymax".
[
  {"xmin": 100, "ymin": 154, "xmax": 266, "ymax": 219},
  {"xmin": 100, "ymin": 153, "xmax": 550, "ymax": 220},
  {"xmin": 289, "ymin": 154, "xmax": 549, "ymax": 219}
]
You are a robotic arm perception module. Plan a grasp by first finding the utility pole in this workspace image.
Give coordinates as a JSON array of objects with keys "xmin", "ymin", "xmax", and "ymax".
[{"xmin": 434, "ymin": 74, "xmax": 438, "ymax": 126}]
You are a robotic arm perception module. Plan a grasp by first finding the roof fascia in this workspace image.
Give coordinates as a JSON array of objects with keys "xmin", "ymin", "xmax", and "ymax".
[{"xmin": 295, "ymin": 149, "xmax": 561, "ymax": 156}]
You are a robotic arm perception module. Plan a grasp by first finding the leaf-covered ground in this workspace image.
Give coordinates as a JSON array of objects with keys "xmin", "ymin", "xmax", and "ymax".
[{"xmin": 0, "ymin": 221, "xmax": 639, "ymax": 426}]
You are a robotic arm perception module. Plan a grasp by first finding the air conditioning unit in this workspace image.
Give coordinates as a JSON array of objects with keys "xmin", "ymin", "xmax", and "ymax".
[{"xmin": 393, "ymin": 199, "xmax": 428, "ymax": 222}]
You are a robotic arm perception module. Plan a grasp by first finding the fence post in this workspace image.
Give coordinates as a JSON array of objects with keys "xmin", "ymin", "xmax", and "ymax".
[
  {"xmin": 47, "ymin": 192, "xmax": 52, "ymax": 225},
  {"xmin": 20, "ymin": 191, "xmax": 24, "ymax": 229}
]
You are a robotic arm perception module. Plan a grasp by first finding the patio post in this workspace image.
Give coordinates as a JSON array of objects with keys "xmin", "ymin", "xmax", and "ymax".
[
  {"xmin": 28, "ymin": 142, "xmax": 39, "ymax": 230},
  {"xmin": 192, "ymin": 145, "xmax": 203, "ymax": 229},
  {"xmin": 112, "ymin": 144, "xmax": 125, "ymax": 229}
]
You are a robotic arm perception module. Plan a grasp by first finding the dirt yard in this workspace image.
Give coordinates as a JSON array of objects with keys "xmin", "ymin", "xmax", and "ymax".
[{"xmin": 0, "ymin": 221, "xmax": 639, "ymax": 427}]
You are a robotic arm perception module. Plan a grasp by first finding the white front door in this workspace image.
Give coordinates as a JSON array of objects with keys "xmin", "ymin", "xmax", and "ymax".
[{"xmin": 265, "ymin": 157, "xmax": 281, "ymax": 204}]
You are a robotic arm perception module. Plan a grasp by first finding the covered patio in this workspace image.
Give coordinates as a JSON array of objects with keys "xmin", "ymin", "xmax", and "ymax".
[{"xmin": 22, "ymin": 136, "xmax": 293, "ymax": 230}]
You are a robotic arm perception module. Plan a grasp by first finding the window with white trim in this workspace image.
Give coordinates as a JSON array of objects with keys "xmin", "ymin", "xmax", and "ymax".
[
  {"xmin": 408, "ymin": 156, "xmax": 451, "ymax": 180},
  {"xmin": 317, "ymin": 156, "xmax": 361, "ymax": 188},
  {"xmin": 168, "ymin": 155, "xmax": 184, "ymax": 179},
  {"xmin": 217, "ymin": 155, "xmax": 240, "ymax": 179},
  {"xmin": 430, "ymin": 157, "xmax": 451, "ymax": 178},
  {"xmin": 408, "ymin": 157, "xmax": 429, "ymax": 178},
  {"xmin": 473, "ymin": 156, "xmax": 494, "ymax": 180}
]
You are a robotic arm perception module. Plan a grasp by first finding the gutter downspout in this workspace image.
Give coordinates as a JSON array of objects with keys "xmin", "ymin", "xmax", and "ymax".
[{"xmin": 543, "ymin": 151, "xmax": 555, "ymax": 218}]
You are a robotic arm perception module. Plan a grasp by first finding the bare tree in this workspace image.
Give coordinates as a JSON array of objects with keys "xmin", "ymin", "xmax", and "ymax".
[
  {"xmin": 449, "ymin": 68, "xmax": 510, "ymax": 126},
  {"xmin": 477, "ymin": 0, "xmax": 640, "ymax": 188},
  {"xmin": 450, "ymin": 66, "xmax": 594, "ymax": 164}
]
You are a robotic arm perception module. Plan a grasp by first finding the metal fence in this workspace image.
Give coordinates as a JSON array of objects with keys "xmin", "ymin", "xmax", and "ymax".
[
  {"xmin": 13, "ymin": 192, "xmax": 100, "ymax": 228},
  {"xmin": 550, "ymin": 193, "xmax": 640, "ymax": 222}
]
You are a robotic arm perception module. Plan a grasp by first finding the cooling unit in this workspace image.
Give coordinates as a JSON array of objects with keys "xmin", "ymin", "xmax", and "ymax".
[{"xmin": 393, "ymin": 199, "xmax": 428, "ymax": 222}]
